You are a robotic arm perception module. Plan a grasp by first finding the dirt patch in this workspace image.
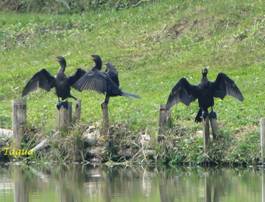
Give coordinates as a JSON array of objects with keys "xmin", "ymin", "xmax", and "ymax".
[
  {"xmin": 166, "ymin": 19, "xmax": 190, "ymax": 39},
  {"xmin": 148, "ymin": 17, "xmax": 215, "ymax": 42},
  {"xmin": 163, "ymin": 17, "xmax": 215, "ymax": 41},
  {"xmin": 148, "ymin": 14, "xmax": 242, "ymax": 43},
  {"xmin": 146, "ymin": 18, "xmax": 192, "ymax": 42}
]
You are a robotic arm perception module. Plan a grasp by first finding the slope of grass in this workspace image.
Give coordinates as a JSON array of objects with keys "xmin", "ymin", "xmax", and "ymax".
[
  {"xmin": 0, "ymin": 0, "xmax": 148, "ymax": 13},
  {"xmin": 0, "ymin": 0, "xmax": 265, "ymax": 138}
]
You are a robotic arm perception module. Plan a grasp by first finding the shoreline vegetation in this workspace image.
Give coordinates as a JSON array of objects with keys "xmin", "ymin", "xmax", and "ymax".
[
  {"xmin": 0, "ymin": 0, "xmax": 264, "ymax": 166},
  {"xmin": 0, "ymin": 122, "xmax": 260, "ymax": 166}
]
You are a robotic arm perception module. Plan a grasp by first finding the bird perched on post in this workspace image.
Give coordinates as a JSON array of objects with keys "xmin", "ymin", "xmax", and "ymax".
[
  {"xmin": 22, "ymin": 56, "xmax": 86, "ymax": 109},
  {"xmin": 166, "ymin": 68, "xmax": 244, "ymax": 122},
  {"xmin": 75, "ymin": 55, "xmax": 140, "ymax": 105}
]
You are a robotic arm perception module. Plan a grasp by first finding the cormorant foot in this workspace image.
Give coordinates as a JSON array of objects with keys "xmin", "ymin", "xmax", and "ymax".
[
  {"xmin": 101, "ymin": 102, "xmax": 109, "ymax": 106},
  {"xmin": 62, "ymin": 101, "xmax": 69, "ymax": 110},
  {"xmin": 57, "ymin": 101, "xmax": 69, "ymax": 110},
  {"xmin": 195, "ymin": 116, "xmax": 202, "ymax": 123},
  {"xmin": 209, "ymin": 111, "xmax": 217, "ymax": 119},
  {"xmin": 57, "ymin": 102, "xmax": 62, "ymax": 110},
  {"xmin": 201, "ymin": 111, "xmax": 209, "ymax": 120}
]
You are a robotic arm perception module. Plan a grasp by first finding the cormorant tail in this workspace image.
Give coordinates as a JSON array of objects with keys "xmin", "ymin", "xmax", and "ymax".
[{"xmin": 121, "ymin": 91, "xmax": 140, "ymax": 99}]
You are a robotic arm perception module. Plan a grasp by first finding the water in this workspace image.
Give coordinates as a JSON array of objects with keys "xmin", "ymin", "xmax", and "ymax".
[{"xmin": 0, "ymin": 165, "xmax": 263, "ymax": 202}]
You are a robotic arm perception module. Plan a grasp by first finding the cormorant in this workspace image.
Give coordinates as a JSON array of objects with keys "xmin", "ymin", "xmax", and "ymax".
[
  {"xmin": 166, "ymin": 68, "xmax": 244, "ymax": 122},
  {"xmin": 22, "ymin": 56, "xmax": 86, "ymax": 109},
  {"xmin": 75, "ymin": 56, "xmax": 140, "ymax": 104}
]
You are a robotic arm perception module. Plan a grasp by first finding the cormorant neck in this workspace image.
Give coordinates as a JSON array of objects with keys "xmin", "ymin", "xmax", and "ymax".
[
  {"xmin": 58, "ymin": 60, "xmax": 66, "ymax": 73},
  {"xmin": 95, "ymin": 59, "xmax": 102, "ymax": 70},
  {"xmin": 95, "ymin": 60, "xmax": 102, "ymax": 70},
  {"xmin": 201, "ymin": 74, "xmax": 208, "ymax": 82}
]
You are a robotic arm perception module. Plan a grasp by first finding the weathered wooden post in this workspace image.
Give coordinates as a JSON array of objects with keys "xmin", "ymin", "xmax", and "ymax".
[
  {"xmin": 260, "ymin": 118, "xmax": 265, "ymax": 164},
  {"xmin": 73, "ymin": 100, "xmax": 81, "ymax": 123},
  {"xmin": 210, "ymin": 117, "xmax": 218, "ymax": 140},
  {"xmin": 158, "ymin": 104, "xmax": 171, "ymax": 142},
  {"xmin": 101, "ymin": 103, "xmax": 109, "ymax": 135},
  {"xmin": 57, "ymin": 102, "xmax": 72, "ymax": 130},
  {"xmin": 12, "ymin": 100, "xmax": 27, "ymax": 148},
  {"xmin": 203, "ymin": 117, "xmax": 210, "ymax": 153}
]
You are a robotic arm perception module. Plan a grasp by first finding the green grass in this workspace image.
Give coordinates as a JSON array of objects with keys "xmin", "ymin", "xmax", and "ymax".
[{"xmin": 0, "ymin": 0, "xmax": 265, "ymax": 138}]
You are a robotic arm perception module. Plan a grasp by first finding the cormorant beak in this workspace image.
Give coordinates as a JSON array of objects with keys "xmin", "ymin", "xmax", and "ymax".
[{"xmin": 56, "ymin": 56, "xmax": 63, "ymax": 62}]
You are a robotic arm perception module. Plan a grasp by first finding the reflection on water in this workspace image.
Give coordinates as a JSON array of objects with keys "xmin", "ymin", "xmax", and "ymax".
[{"xmin": 0, "ymin": 165, "xmax": 263, "ymax": 202}]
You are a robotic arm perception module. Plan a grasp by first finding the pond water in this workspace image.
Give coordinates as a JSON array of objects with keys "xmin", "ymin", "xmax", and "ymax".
[{"xmin": 0, "ymin": 165, "xmax": 263, "ymax": 202}]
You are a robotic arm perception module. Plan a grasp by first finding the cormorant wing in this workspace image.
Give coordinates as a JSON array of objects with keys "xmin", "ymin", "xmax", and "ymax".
[
  {"xmin": 105, "ymin": 63, "xmax": 120, "ymax": 87},
  {"xmin": 22, "ymin": 69, "xmax": 55, "ymax": 97},
  {"xmin": 212, "ymin": 73, "xmax": 244, "ymax": 101},
  {"xmin": 74, "ymin": 71, "xmax": 108, "ymax": 94},
  {"xmin": 68, "ymin": 68, "xmax": 86, "ymax": 89},
  {"xmin": 166, "ymin": 78, "xmax": 198, "ymax": 110}
]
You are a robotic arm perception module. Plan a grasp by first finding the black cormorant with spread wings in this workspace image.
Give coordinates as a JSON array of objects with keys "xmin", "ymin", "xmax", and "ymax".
[
  {"xmin": 166, "ymin": 68, "xmax": 244, "ymax": 122},
  {"xmin": 22, "ymin": 56, "xmax": 86, "ymax": 109},
  {"xmin": 75, "ymin": 57, "xmax": 140, "ymax": 105}
]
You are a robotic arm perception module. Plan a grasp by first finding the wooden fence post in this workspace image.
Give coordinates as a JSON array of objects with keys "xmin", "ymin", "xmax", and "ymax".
[
  {"xmin": 12, "ymin": 100, "xmax": 26, "ymax": 148},
  {"xmin": 210, "ymin": 118, "xmax": 218, "ymax": 140},
  {"xmin": 203, "ymin": 117, "xmax": 210, "ymax": 153},
  {"xmin": 57, "ymin": 102, "xmax": 72, "ymax": 130},
  {"xmin": 73, "ymin": 100, "xmax": 81, "ymax": 123},
  {"xmin": 158, "ymin": 105, "xmax": 171, "ymax": 142},
  {"xmin": 260, "ymin": 118, "xmax": 265, "ymax": 164},
  {"xmin": 101, "ymin": 103, "xmax": 109, "ymax": 135}
]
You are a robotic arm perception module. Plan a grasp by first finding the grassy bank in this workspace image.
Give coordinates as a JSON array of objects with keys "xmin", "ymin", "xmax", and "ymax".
[
  {"xmin": 0, "ymin": 0, "xmax": 265, "ymax": 164},
  {"xmin": 0, "ymin": 0, "xmax": 148, "ymax": 13}
]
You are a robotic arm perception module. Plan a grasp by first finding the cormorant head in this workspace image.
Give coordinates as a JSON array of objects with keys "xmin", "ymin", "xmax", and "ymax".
[
  {"xmin": 91, "ymin": 55, "xmax": 102, "ymax": 70},
  {"xmin": 91, "ymin": 54, "xmax": 101, "ymax": 62},
  {"xmin": 56, "ymin": 56, "xmax": 66, "ymax": 68},
  {"xmin": 201, "ymin": 67, "xmax": 208, "ymax": 77},
  {"xmin": 105, "ymin": 62, "xmax": 113, "ymax": 72},
  {"xmin": 105, "ymin": 62, "xmax": 112, "ymax": 68}
]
